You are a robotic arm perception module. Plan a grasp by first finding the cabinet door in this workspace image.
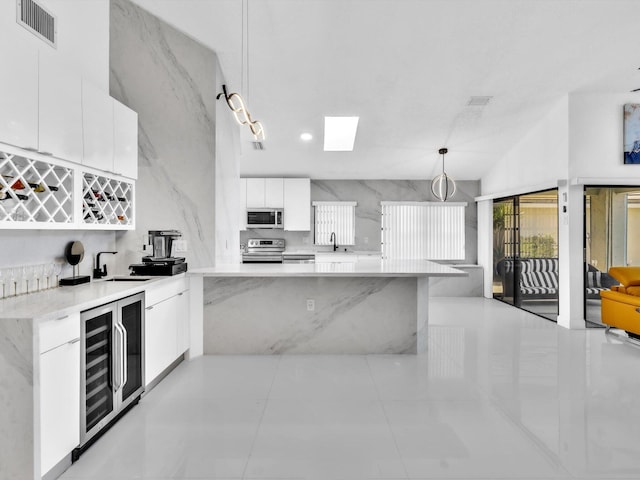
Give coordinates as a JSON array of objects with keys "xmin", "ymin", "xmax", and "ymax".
[
  {"xmin": 175, "ymin": 291, "xmax": 190, "ymax": 355},
  {"xmin": 82, "ymin": 80, "xmax": 114, "ymax": 172},
  {"xmin": 246, "ymin": 178, "xmax": 265, "ymax": 208},
  {"xmin": 0, "ymin": 45, "xmax": 38, "ymax": 150},
  {"xmin": 113, "ymin": 101, "xmax": 138, "ymax": 179},
  {"xmin": 239, "ymin": 178, "xmax": 247, "ymax": 230},
  {"xmin": 265, "ymin": 178, "xmax": 284, "ymax": 208},
  {"xmin": 40, "ymin": 340, "xmax": 80, "ymax": 475},
  {"xmin": 284, "ymin": 178, "xmax": 310, "ymax": 231},
  {"xmin": 39, "ymin": 54, "xmax": 83, "ymax": 162},
  {"xmin": 145, "ymin": 298, "xmax": 178, "ymax": 386}
]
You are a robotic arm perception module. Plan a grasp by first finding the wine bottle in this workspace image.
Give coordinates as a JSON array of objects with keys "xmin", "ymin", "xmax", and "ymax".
[
  {"xmin": 0, "ymin": 191, "xmax": 29, "ymax": 201},
  {"xmin": 2, "ymin": 176, "xmax": 59, "ymax": 192}
]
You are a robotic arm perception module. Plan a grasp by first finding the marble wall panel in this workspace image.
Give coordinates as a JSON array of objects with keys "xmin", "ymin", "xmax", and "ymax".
[
  {"xmin": 0, "ymin": 230, "xmax": 116, "ymax": 281},
  {"xmin": 110, "ymin": 0, "xmax": 217, "ymax": 270},
  {"xmin": 241, "ymin": 179, "xmax": 479, "ymax": 263},
  {"xmin": 203, "ymin": 277, "xmax": 418, "ymax": 354}
]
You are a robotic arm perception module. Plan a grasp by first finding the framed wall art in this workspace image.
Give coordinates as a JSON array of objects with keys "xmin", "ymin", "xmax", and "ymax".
[{"xmin": 624, "ymin": 103, "xmax": 640, "ymax": 164}]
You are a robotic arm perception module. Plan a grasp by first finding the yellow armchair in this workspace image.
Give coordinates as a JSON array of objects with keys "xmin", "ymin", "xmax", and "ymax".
[{"xmin": 600, "ymin": 267, "xmax": 640, "ymax": 339}]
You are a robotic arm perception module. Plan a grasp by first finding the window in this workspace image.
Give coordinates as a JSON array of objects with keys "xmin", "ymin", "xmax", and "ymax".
[
  {"xmin": 313, "ymin": 201, "xmax": 357, "ymax": 246},
  {"xmin": 381, "ymin": 202, "xmax": 466, "ymax": 260}
]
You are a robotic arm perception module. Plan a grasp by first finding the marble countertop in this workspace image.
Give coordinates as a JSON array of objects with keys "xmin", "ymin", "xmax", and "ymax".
[
  {"xmin": 190, "ymin": 259, "xmax": 467, "ymax": 278},
  {"xmin": 0, "ymin": 275, "xmax": 183, "ymax": 321}
]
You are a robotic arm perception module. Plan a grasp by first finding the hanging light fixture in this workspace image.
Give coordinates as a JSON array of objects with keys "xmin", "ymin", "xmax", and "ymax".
[
  {"xmin": 217, "ymin": 84, "xmax": 265, "ymax": 142},
  {"xmin": 431, "ymin": 147, "xmax": 457, "ymax": 202},
  {"xmin": 216, "ymin": 0, "xmax": 265, "ymax": 144}
]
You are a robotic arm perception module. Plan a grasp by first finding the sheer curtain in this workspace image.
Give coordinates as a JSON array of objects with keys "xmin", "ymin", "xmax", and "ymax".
[
  {"xmin": 381, "ymin": 202, "xmax": 466, "ymax": 260},
  {"xmin": 313, "ymin": 201, "xmax": 357, "ymax": 245}
]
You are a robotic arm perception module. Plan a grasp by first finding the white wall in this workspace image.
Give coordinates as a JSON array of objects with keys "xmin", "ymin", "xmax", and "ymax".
[
  {"xmin": 481, "ymin": 97, "xmax": 569, "ymax": 196},
  {"xmin": 568, "ymin": 93, "xmax": 640, "ymax": 178}
]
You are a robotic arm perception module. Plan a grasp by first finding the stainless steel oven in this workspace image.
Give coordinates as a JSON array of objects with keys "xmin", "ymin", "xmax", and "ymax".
[
  {"xmin": 74, "ymin": 292, "xmax": 144, "ymax": 459},
  {"xmin": 247, "ymin": 208, "xmax": 283, "ymax": 229},
  {"xmin": 242, "ymin": 238, "xmax": 285, "ymax": 263}
]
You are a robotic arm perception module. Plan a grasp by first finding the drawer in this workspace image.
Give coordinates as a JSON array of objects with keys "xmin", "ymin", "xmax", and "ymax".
[
  {"xmin": 146, "ymin": 277, "xmax": 188, "ymax": 307},
  {"xmin": 39, "ymin": 312, "xmax": 81, "ymax": 354}
]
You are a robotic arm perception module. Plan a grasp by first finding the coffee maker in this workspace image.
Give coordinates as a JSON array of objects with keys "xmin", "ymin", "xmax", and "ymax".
[{"xmin": 129, "ymin": 230, "xmax": 188, "ymax": 276}]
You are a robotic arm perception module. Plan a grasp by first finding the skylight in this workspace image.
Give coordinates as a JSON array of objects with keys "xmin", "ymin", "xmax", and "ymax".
[{"xmin": 323, "ymin": 116, "xmax": 359, "ymax": 151}]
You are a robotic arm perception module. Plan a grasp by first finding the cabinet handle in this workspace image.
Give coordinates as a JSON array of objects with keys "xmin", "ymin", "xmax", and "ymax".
[
  {"xmin": 23, "ymin": 146, "xmax": 38, "ymax": 151},
  {"xmin": 68, "ymin": 338, "xmax": 80, "ymax": 345},
  {"xmin": 178, "ymin": 292, "xmax": 184, "ymax": 296},
  {"xmin": 146, "ymin": 306, "xmax": 154, "ymax": 311},
  {"xmin": 56, "ymin": 315, "xmax": 69, "ymax": 321},
  {"xmin": 39, "ymin": 151, "xmax": 53, "ymax": 156}
]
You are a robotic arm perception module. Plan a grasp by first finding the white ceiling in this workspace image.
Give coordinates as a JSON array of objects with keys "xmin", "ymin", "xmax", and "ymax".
[{"xmin": 130, "ymin": 0, "xmax": 640, "ymax": 180}]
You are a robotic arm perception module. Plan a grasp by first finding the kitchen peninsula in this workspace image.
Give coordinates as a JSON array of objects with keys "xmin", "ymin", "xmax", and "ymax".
[{"xmin": 190, "ymin": 259, "xmax": 466, "ymax": 355}]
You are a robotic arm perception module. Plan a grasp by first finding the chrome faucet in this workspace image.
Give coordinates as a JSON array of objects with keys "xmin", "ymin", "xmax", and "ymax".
[
  {"xmin": 94, "ymin": 251, "xmax": 117, "ymax": 279},
  {"xmin": 330, "ymin": 232, "xmax": 338, "ymax": 251}
]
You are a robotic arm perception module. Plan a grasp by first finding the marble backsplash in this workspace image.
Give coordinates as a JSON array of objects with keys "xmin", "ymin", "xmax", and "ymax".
[
  {"xmin": 110, "ymin": 0, "xmax": 217, "ymax": 271},
  {"xmin": 241, "ymin": 179, "xmax": 479, "ymax": 263},
  {"xmin": 0, "ymin": 230, "xmax": 116, "ymax": 281}
]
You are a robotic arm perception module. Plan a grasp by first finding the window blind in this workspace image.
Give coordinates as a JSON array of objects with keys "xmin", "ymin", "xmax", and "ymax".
[
  {"xmin": 313, "ymin": 201, "xmax": 357, "ymax": 245},
  {"xmin": 381, "ymin": 202, "xmax": 466, "ymax": 260}
]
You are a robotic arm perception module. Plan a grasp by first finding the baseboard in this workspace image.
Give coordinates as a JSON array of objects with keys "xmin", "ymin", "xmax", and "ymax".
[{"xmin": 142, "ymin": 354, "xmax": 185, "ymax": 395}]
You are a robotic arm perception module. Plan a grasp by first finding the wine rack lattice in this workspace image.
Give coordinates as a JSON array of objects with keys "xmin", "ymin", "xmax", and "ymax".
[
  {"xmin": 82, "ymin": 172, "xmax": 133, "ymax": 226},
  {"xmin": 0, "ymin": 152, "xmax": 74, "ymax": 223}
]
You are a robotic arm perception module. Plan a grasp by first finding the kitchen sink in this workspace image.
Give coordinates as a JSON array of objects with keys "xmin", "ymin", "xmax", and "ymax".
[{"xmin": 105, "ymin": 277, "xmax": 152, "ymax": 282}]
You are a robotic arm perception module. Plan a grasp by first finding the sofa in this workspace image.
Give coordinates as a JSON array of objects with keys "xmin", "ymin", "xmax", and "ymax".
[
  {"xmin": 496, "ymin": 258, "xmax": 614, "ymax": 305},
  {"xmin": 600, "ymin": 266, "xmax": 640, "ymax": 339},
  {"xmin": 496, "ymin": 258, "xmax": 558, "ymax": 305}
]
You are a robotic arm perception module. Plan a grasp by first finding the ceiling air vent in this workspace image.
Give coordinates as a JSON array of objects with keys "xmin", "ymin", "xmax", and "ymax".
[
  {"xmin": 467, "ymin": 96, "xmax": 493, "ymax": 107},
  {"xmin": 16, "ymin": 0, "xmax": 57, "ymax": 48}
]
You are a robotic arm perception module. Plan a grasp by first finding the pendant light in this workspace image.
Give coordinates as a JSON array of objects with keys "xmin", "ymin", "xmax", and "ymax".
[
  {"xmin": 217, "ymin": 84, "xmax": 265, "ymax": 142},
  {"xmin": 431, "ymin": 147, "xmax": 457, "ymax": 202},
  {"xmin": 216, "ymin": 0, "xmax": 265, "ymax": 143}
]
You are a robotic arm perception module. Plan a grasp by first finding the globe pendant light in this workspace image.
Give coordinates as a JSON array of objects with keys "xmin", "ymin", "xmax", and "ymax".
[{"xmin": 431, "ymin": 148, "xmax": 457, "ymax": 202}]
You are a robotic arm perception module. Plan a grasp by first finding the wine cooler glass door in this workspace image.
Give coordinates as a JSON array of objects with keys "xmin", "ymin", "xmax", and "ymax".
[
  {"xmin": 118, "ymin": 294, "xmax": 144, "ymax": 406},
  {"xmin": 81, "ymin": 306, "xmax": 116, "ymax": 443}
]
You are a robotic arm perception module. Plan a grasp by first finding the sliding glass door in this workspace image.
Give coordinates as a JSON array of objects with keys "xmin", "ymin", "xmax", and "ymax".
[
  {"xmin": 493, "ymin": 190, "xmax": 559, "ymax": 321},
  {"xmin": 584, "ymin": 186, "xmax": 640, "ymax": 326}
]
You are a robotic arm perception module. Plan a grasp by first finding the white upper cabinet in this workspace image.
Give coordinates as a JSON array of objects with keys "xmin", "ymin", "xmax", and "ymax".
[
  {"xmin": 265, "ymin": 178, "xmax": 284, "ymax": 208},
  {"xmin": 39, "ymin": 54, "xmax": 83, "ymax": 163},
  {"xmin": 81, "ymin": 80, "xmax": 114, "ymax": 172},
  {"xmin": 113, "ymin": 101, "xmax": 138, "ymax": 179},
  {"xmin": 284, "ymin": 178, "xmax": 311, "ymax": 231},
  {"xmin": 246, "ymin": 178, "xmax": 266, "ymax": 208},
  {"xmin": 246, "ymin": 178, "xmax": 284, "ymax": 208},
  {"xmin": 0, "ymin": 44, "xmax": 39, "ymax": 151}
]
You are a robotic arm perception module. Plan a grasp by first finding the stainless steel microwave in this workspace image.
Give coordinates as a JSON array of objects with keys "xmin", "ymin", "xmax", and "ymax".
[{"xmin": 247, "ymin": 208, "xmax": 283, "ymax": 228}]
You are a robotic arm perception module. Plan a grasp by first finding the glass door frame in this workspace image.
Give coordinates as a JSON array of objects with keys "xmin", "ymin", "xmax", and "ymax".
[{"xmin": 493, "ymin": 188, "xmax": 559, "ymax": 322}]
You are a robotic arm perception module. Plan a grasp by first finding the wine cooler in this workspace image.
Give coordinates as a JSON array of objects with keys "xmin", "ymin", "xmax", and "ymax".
[{"xmin": 75, "ymin": 293, "xmax": 144, "ymax": 458}]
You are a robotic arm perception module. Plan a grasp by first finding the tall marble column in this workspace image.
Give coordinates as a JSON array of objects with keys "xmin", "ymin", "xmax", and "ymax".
[{"xmin": 110, "ymin": 0, "xmax": 217, "ymax": 270}]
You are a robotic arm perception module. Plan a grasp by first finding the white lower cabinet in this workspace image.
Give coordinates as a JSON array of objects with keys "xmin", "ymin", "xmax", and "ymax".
[
  {"xmin": 39, "ymin": 312, "xmax": 81, "ymax": 476},
  {"xmin": 145, "ymin": 278, "xmax": 190, "ymax": 387}
]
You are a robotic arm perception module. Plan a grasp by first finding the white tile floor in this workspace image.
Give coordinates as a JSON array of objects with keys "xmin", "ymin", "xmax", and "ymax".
[{"xmin": 61, "ymin": 297, "xmax": 640, "ymax": 480}]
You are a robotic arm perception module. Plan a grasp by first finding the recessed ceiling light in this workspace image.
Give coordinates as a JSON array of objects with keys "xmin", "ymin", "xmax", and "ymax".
[
  {"xmin": 300, "ymin": 132, "xmax": 313, "ymax": 141},
  {"xmin": 323, "ymin": 116, "xmax": 359, "ymax": 151}
]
